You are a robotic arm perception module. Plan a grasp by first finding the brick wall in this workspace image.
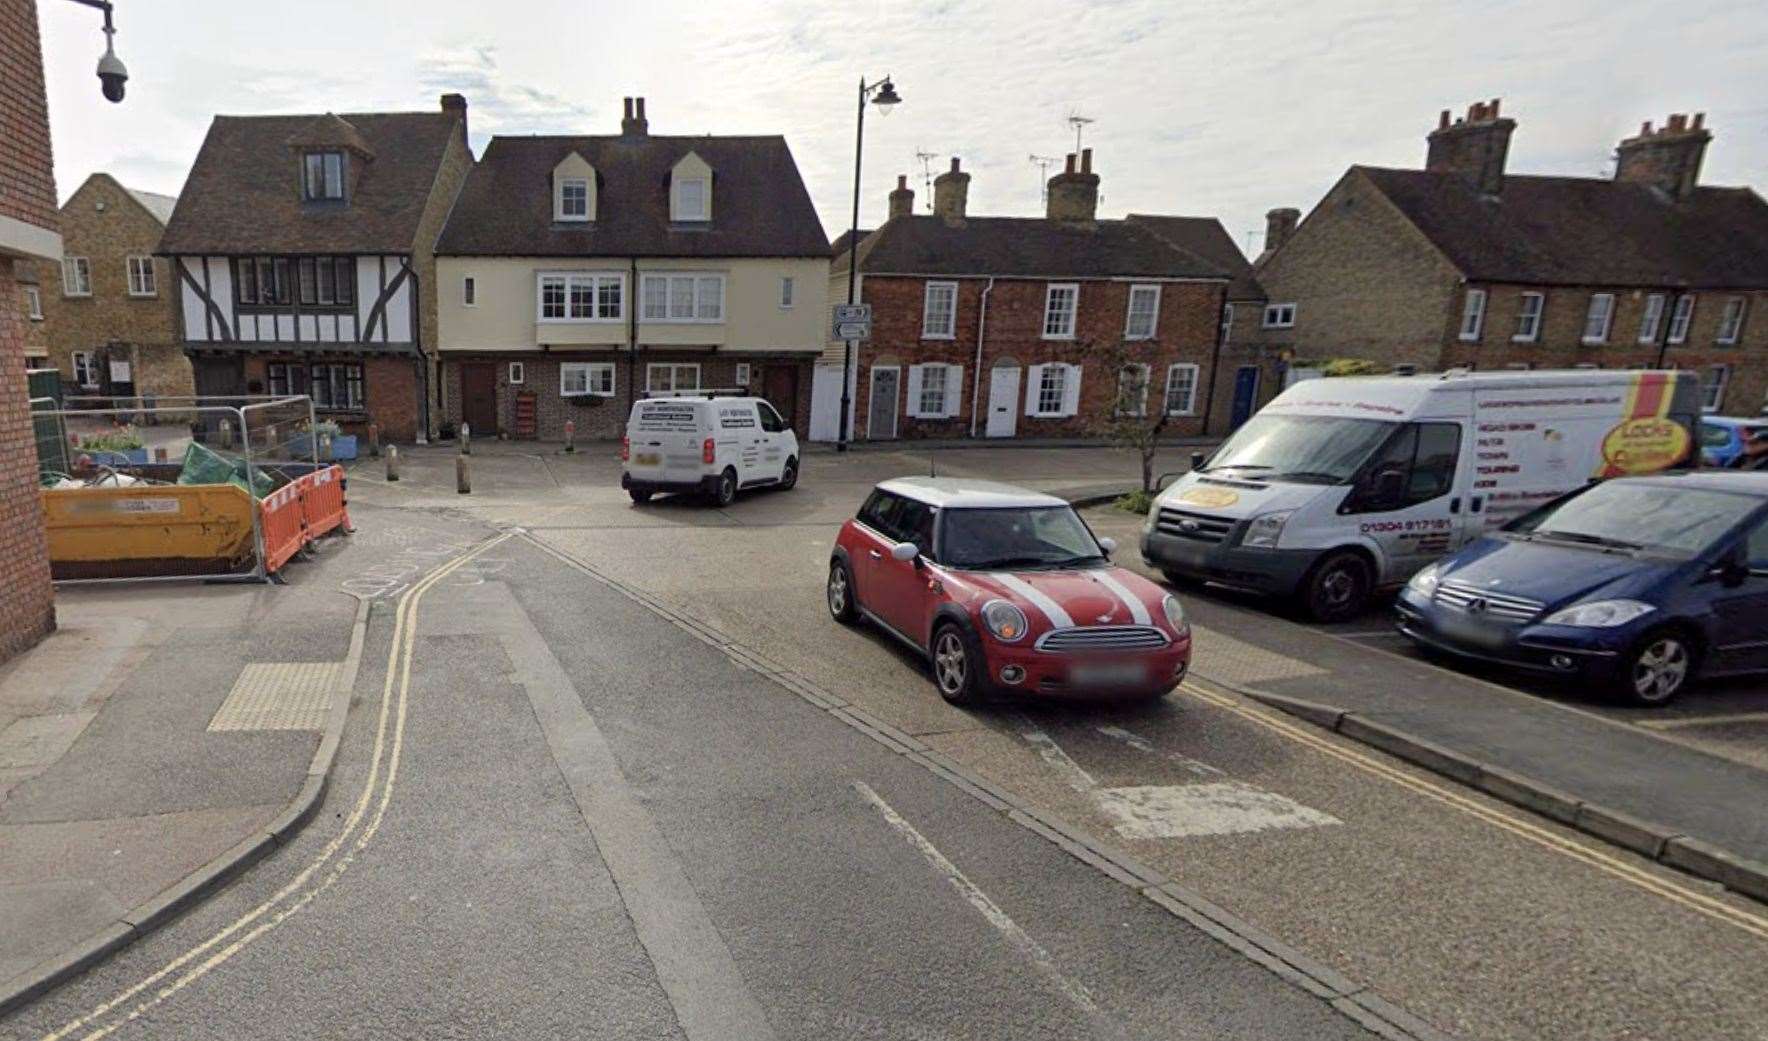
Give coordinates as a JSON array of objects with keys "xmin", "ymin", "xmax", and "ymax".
[
  {"xmin": 849, "ymin": 275, "xmax": 1226, "ymax": 440},
  {"xmin": 0, "ymin": 0, "xmax": 57, "ymax": 232}
]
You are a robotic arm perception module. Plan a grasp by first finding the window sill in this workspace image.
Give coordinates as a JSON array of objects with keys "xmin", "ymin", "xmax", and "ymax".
[
  {"xmin": 1580, "ymin": 338, "xmax": 1608, "ymax": 346},
  {"xmin": 537, "ymin": 317, "xmax": 626, "ymax": 325},
  {"xmin": 128, "ymin": 292, "xmax": 159, "ymax": 299},
  {"xmin": 639, "ymin": 317, "xmax": 726, "ymax": 325},
  {"xmin": 560, "ymin": 391, "xmax": 616, "ymax": 399},
  {"xmin": 1124, "ymin": 334, "xmax": 1157, "ymax": 342},
  {"xmin": 1457, "ymin": 335, "xmax": 1482, "ymax": 343},
  {"xmin": 1040, "ymin": 334, "xmax": 1077, "ymax": 342},
  {"xmin": 920, "ymin": 333, "xmax": 956, "ymax": 341},
  {"xmin": 1511, "ymin": 337, "xmax": 1539, "ymax": 344}
]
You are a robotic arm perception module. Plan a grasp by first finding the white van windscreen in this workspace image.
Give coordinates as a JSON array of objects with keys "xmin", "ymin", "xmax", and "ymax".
[
  {"xmin": 1205, "ymin": 414, "xmax": 1395, "ymax": 483},
  {"xmin": 635, "ymin": 402, "xmax": 700, "ymax": 434}
]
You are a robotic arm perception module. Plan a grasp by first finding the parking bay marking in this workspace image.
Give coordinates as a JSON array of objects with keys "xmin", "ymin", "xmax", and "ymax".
[{"xmin": 1180, "ymin": 681, "xmax": 1768, "ymax": 942}]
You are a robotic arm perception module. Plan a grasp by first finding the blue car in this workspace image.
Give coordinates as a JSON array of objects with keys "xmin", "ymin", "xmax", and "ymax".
[
  {"xmin": 1396, "ymin": 471, "xmax": 1768, "ymax": 705},
  {"xmin": 1700, "ymin": 417, "xmax": 1767, "ymax": 468}
]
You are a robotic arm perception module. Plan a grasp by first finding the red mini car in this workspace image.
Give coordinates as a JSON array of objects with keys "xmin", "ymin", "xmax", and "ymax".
[{"xmin": 828, "ymin": 477, "xmax": 1191, "ymax": 705}]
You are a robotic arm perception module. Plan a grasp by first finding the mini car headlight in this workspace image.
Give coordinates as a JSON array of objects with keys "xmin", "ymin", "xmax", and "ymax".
[
  {"xmin": 1241, "ymin": 510, "xmax": 1294, "ymax": 549},
  {"xmin": 1407, "ymin": 562, "xmax": 1443, "ymax": 594},
  {"xmin": 981, "ymin": 599, "xmax": 1029, "ymax": 642},
  {"xmin": 1543, "ymin": 599, "xmax": 1656, "ymax": 628},
  {"xmin": 1162, "ymin": 594, "xmax": 1187, "ymax": 631}
]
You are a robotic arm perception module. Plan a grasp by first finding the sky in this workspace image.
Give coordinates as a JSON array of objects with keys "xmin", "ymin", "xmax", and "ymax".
[{"xmin": 38, "ymin": 0, "xmax": 1768, "ymax": 259}]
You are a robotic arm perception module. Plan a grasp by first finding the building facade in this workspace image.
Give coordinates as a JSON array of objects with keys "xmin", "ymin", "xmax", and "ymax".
[
  {"xmin": 822, "ymin": 153, "xmax": 1233, "ymax": 442},
  {"xmin": 1254, "ymin": 100, "xmax": 1768, "ymax": 415},
  {"xmin": 0, "ymin": 0, "xmax": 60, "ymax": 661},
  {"xmin": 157, "ymin": 96, "xmax": 474, "ymax": 441},
  {"xmin": 434, "ymin": 98, "xmax": 830, "ymax": 441},
  {"xmin": 35, "ymin": 173, "xmax": 188, "ymax": 404}
]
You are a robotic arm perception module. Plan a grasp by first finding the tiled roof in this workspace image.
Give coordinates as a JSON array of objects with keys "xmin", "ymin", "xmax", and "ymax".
[
  {"xmin": 158, "ymin": 111, "xmax": 460, "ymax": 255},
  {"xmin": 1126, "ymin": 214, "xmax": 1264, "ymax": 300},
  {"xmin": 435, "ymin": 135, "xmax": 829, "ymax": 257},
  {"xmin": 1358, "ymin": 166, "xmax": 1768, "ymax": 288},
  {"xmin": 848, "ymin": 215, "xmax": 1229, "ymax": 280}
]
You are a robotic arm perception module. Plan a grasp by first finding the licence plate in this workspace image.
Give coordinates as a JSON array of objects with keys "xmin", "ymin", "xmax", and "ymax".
[
  {"xmin": 634, "ymin": 452, "xmax": 661, "ymax": 466},
  {"xmin": 1439, "ymin": 613, "xmax": 1505, "ymax": 649},
  {"xmin": 1069, "ymin": 662, "xmax": 1147, "ymax": 687}
]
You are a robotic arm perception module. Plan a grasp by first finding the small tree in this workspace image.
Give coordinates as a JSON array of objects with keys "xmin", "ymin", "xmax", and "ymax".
[{"xmin": 1088, "ymin": 339, "xmax": 1170, "ymax": 495}]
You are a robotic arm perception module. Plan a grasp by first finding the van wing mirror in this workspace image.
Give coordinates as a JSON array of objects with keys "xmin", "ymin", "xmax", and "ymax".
[
  {"xmin": 890, "ymin": 542, "xmax": 920, "ymax": 563},
  {"xmin": 1155, "ymin": 471, "xmax": 1185, "ymax": 492}
]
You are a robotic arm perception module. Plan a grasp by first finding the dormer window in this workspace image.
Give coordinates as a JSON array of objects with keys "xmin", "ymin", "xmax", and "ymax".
[
  {"xmin": 303, "ymin": 151, "xmax": 345, "ymax": 201},
  {"xmin": 676, "ymin": 178, "xmax": 707, "ymax": 221},
  {"xmin": 559, "ymin": 178, "xmax": 589, "ymax": 221}
]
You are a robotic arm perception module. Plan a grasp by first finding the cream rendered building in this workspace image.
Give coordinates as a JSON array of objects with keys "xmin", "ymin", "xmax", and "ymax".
[{"xmin": 433, "ymin": 97, "xmax": 830, "ymax": 440}]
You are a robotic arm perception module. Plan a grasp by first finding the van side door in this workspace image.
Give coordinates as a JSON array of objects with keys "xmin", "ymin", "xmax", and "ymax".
[
  {"xmin": 717, "ymin": 402, "xmax": 764, "ymax": 484},
  {"xmin": 1343, "ymin": 421, "xmax": 1465, "ymax": 584},
  {"xmin": 756, "ymin": 400, "xmax": 790, "ymax": 480}
]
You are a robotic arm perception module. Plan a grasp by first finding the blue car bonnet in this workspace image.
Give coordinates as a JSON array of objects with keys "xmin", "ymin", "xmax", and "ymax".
[{"xmin": 1438, "ymin": 537, "xmax": 1681, "ymax": 610}]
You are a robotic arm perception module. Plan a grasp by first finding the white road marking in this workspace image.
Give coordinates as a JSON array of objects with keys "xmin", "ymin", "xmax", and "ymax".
[
  {"xmin": 1089, "ymin": 570, "xmax": 1151, "ymax": 625},
  {"xmin": 990, "ymin": 573, "xmax": 1074, "ymax": 629},
  {"xmin": 1010, "ymin": 713, "xmax": 1097, "ymax": 791},
  {"xmin": 1096, "ymin": 783, "xmax": 1341, "ymax": 839},
  {"xmin": 851, "ymin": 782, "xmax": 1120, "ymax": 1036},
  {"xmin": 1637, "ymin": 711, "xmax": 1768, "ymax": 730},
  {"xmin": 1095, "ymin": 725, "xmax": 1221, "ymax": 779}
]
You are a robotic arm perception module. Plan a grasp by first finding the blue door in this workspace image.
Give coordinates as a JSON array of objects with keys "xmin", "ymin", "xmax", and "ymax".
[{"xmin": 1229, "ymin": 366, "xmax": 1260, "ymax": 429}]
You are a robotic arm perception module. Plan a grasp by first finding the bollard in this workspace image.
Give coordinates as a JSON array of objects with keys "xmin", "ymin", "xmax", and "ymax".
[
  {"xmin": 459, "ymin": 422, "xmax": 471, "ymax": 456},
  {"xmin": 386, "ymin": 445, "xmax": 400, "ymax": 482},
  {"xmin": 267, "ymin": 423, "xmax": 278, "ymax": 451},
  {"xmin": 219, "ymin": 419, "xmax": 234, "ymax": 449},
  {"xmin": 456, "ymin": 453, "xmax": 470, "ymax": 494},
  {"xmin": 368, "ymin": 423, "xmax": 382, "ymax": 458},
  {"xmin": 319, "ymin": 433, "xmax": 333, "ymax": 463},
  {"xmin": 564, "ymin": 419, "xmax": 576, "ymax": 454}
]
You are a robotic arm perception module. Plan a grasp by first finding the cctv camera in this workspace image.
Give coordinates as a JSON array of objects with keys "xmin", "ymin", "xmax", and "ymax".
[{"xmin": 97, "ymin": 47, "xmax": 127, "ymax": 103}]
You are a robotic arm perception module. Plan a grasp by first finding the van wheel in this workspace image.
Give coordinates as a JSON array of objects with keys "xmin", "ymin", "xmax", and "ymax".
[
  {"xmin": 628, "ymin": 489, "xmax": 653, "ymax": 504},
  {"xmin": 1614, "ymin": 629, "xmax": 1697, "ymax": 706},
  {"xmin": 931, "ymin": 623, "xmax": 985, "ymax": 707},
  {"xmin": 712, "ymin": 467, "xmax": 737, "ymax": 507},
  {"xmin": 1303, "ymin": 551, "xmax": 1371, "ymax": 623},
  {"xmin": 779, "ymin": 457, "xmax": 799, "ymax": 490},
  {"xmin": 827, "ymin": 559, "xmax": 860, "ymax": 625}
]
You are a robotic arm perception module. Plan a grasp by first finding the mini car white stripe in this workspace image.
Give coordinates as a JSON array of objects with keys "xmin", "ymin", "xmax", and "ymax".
[
  {"xmin": 991, "ymin": 573, "xmax": 1074, "ymax": 629},
  {"xmin": 1090, "ymin": 570, "xmax": 1151, "ymax": 625}
]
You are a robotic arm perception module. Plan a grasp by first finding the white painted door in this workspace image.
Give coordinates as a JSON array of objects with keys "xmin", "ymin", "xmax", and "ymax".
[{"xmin": 986, "ymin": 367, "xmax": 1021, "ymax": 437}]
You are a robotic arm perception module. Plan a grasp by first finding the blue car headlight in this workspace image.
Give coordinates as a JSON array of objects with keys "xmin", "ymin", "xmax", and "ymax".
[{"xmin": 1543, "ymin": 599, "xmax": 1656, "ymax": 628}]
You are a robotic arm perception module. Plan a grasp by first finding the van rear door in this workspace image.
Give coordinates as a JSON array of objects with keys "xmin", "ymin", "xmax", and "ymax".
[{"xmin": 629, "ymin": 400, "xmax": 707, "ymax": 484}]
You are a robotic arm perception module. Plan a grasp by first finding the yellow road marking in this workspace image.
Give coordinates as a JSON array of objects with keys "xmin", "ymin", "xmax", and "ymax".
[
  {"xmin": 1180, "ymin": 682, "xmax": 1768, "ymax": 942},
  {"xmin": 42, "ymin": 534, "xmax": 511, "ymax": 1041}
]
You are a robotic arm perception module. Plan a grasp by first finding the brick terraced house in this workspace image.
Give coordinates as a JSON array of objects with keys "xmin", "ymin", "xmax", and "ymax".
[
  {"xmin": 34, "ymin": 173, "xmax": 190, "ymax": 404},
  {"xmin": 823, "ymin": 152, "xmax": 1234, "ymax": 442},
  {"xmin": 0, "ymin": 0, "xmax": 60, "ymax": 660},
  {"xmin": 157, "ymin": 95, "xmax": 475, "ymax": 441},
  {"xmin": 433, "ymin": 97, "xmax": 830, "ymax": 441},
  {"xmin": 1254, "ymin": 100, "xmax": 1768, "ymax": 415}
]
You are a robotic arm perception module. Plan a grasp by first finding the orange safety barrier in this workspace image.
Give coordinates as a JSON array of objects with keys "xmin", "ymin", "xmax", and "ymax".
[
  {"xmin": 300, "ymin": 464, "xmax": 353, "ymax": 540},
  {"xmin": 260, "ymin": 481, "xmax": 307, "ymax": 575}
]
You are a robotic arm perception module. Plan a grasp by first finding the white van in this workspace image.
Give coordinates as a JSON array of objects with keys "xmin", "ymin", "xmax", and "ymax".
[
  {"xmin": 621, "ymin": 392, "xmax": 800, "ymax": 506},
  {"xmin": 1142, "ymin": 369, "xmax": 1700, "ymax": 620}
]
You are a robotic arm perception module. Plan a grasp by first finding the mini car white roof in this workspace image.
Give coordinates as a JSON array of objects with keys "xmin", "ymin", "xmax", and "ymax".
[{"xmin": 878, "ymin": 476, "xmax": 1068, "ymax": 509}]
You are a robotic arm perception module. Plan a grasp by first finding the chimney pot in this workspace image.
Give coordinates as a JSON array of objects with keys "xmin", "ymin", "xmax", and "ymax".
[
  {"xmin": 636, "ymin": 97, "xmax": 646, "ymax": 122},
  {"xmin": 623, "ymin": 97, "xmax": 633, "ymax": 119},
  {"xmin": 1046, "ymin": 151, "xmax": 1100, "ymax": 223},
  {"xmin": 897, "ymin": 174, "xmax": 907, "ymax": 189},
  {"xmin": 932, "ymin": 155, "xmax": 971, "ymax": 222},
  {"xmin": 1065, "ymin": 153, "xmax": 1076, "ymax": 174},
  {"xmin": 1692, "ymin": 112, "xmax": 1705, "ymax": 130},
  {"xmin": 888, "ymin": 173, "xmax": 915, "ymax": 220},
  {"xmin": 1668, "ymin": 113, "xmax": 1686, "ymax": 131},
  {"xmin": 1642, "ymin": 120, "xmax": 1653, "ymax": 136},
  {"xmin": 1489, "ymin": 97, "xmax": 1501, "ymax": 116},
  {"xmin": 949, "ymin": 157, "xmax": 960, "ymax": 172},
  {"xmin": 621, "ymin": 96, "xmax": 649, "ymax": 136},
  {"xmin": 1438, "ymin": 109, "xmax": 1451, "ymax": 130},
  {"xmin": 1080, "ymin": 148, "xmax": 1092, "ymax": 174}
]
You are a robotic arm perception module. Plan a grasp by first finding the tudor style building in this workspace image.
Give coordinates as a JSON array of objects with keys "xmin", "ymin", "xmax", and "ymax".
[
  {"xmin": 157, "ymin": 95, "xmax": 474, "ymax": 440},
  {"xmin": 822, "ymin": 152, "xmax": 1236, "ymax": 442},
  {"xmin": 433, "ymin": 97, "xmax": 830, "ymax": 441},
  {"xmin": 1253, "ymin": 100, "xmax": 1768, "ymax": 415}
]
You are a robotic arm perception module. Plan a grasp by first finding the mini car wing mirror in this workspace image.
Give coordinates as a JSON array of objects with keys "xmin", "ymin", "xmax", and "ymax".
[
  {"xmin": 1097, "ymin": 536, "xmax": 1118, "ymax": 555},
  {"xmin": 890, "ymin": 542, "xmax": 920, "ymax": 563}
]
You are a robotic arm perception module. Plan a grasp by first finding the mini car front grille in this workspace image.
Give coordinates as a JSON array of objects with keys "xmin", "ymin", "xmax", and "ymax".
[
  {"xmin": 1035, "ymin": 625, "xmax": 1171, "ymax": 652},
  {"xmin": 1155, "ymin": 509, "xmax": 1235, "ymax": 544},
  {"xmin": 1433, "ymin": 580, "xmax": 1545, "ymax": 622}
]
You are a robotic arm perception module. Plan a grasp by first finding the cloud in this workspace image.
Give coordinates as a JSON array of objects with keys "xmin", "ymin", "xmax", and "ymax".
[{"xmin": 414, "ymin": 45, "xmax": 594, "ymax": 148}]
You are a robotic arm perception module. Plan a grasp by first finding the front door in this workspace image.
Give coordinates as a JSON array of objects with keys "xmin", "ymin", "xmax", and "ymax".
[
  {"xmin": 986, "ymin": 366, "xmax": 1020, "ymax": 437},
  {"xmin": 461, "ymin": 363, "xmax": 498, "ymax": 437},
  {"xmin": 1230, "ymin": 365, "xmax": 1260, "ymax": 429},
  {"xmin": 868, "ymin": 367, "xmax": 899, "ymax": 440},
  {"xmin": 190, "ymin": 355, "xmax": 245, "ymax": 440},
  {"xmin": 763, "ymin": 365, "xmax": 799, "ymax": 434}
]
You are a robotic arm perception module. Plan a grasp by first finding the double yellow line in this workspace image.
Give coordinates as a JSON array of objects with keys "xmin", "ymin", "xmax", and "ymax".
[
  {"xmin": 41, "ymin": 535, "xmax": 510, "ymax": 1041},
  {"xmin": 1182, "ymin": 682, "xmax": 1768, "ymax": 941}
]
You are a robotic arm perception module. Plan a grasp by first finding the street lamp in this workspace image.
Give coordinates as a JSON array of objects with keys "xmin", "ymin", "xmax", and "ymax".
[
  {"xmin": 67, "ymin": 0, "xmax": 127, "ymax": 103},
  {"xmin": 837, "ymin": 76, "xmax": 900, "ymax": 452}
]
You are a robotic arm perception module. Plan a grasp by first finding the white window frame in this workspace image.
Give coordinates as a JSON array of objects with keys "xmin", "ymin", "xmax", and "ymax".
[
  {"xmin": 1667, "ymin": 296, "xmax": 1694, "ymax": 344},
  {"xmin": 779, "ymin": 276, "xmax": 794, "ymax": 309},
  {"xmin": 557, "ymin": 177, "xmax": 590, "ymax": 222},
  {"xmin": 303, "ymin": 151, "xmax": 345, "ymax": 201},
  {"xmin": 1262, "ymin": 302, "xmax": 1296, "ymax": 329},
  {"xmin": 1701, "ymin": 364, "xmax": 1729, "ymax": 414},
  {"xmin": 1221, "ymin": 303, "xmax": 1235, "ymax": 346},
  {"xmin": 1163, "ymin": 363, "xmax": 1200, "ymax": 416},
  {"xmin": 1042, "ymin": 283, "xmax": 1079, "ymax": 340},
  {"xmin": 508, "ymin": 361, "xmax": 524, "ymax": 385},
  {"xmin": 71, "ymin": 350, "xmax": 97, "ymax": 387},
  {"xmin": 560, "ymin": 361, "xmax": 615, "ymax": 398},
  {"xmin": 646, "ymin": 363, "xmax": 702, "ymax": 394},
  {"xmin": 1458, "ymin": 288, "xmax": 1486, "ymax": 341},
  {"xmin": 1513, "ymin": 291, "xmax": 1544, "ymax": 342},
  {"xmin": 906, "ymin": 362, "xmax": 962, "ymax": 419},
  {"xmin": 463, "ymin": 276, "xmax": 476, "ymax": 307},
  {"xmin": 1638, "ymin": 294, "xmax": 1664, "ymax": 343},
  {"xmin": 674, "ymin": 178, "xmax": 708, "ymax": 222},
  {"xmin": 922, "ymin": 281, "xmax": 957, "ymax": 339},
  {"xmin": 734, "ymin": 362, "xmax": 751, "ymax": 386},
  {"xmin": 537, "ymin": 272, "xmax": 624, "ymax": 323},
  {"xmin": 125, "ymin": 255, "xmax": 156, "ymax": 297},
  {"xmin": 24, "ymin": 285, "xmax": 43, "ymax": 320},
  {"xmin": 1716, "ymin": 296, "xmax": 1746, "ymax": 345},
  {"xmin": 1115, "ymin": 363, "xmax": 1151, "ymax": 416},
  {"xmin": 1026, "ymin": 362, "xmax": 1081, "ymax": 418},
  {"xmin": 1581, "ymin": 293, "xmax": 1615, "ymax": 344},
  {"xmin": 62, "ymin": 256, "xmax": 91, "ymax": 297},
  {"xmin": 1124, "ymin": 284, "xmax": 1161, "ymax": 340},
  {"xmin": 640, "ymin": 273, "xmax": 725, "ymax": 323}
]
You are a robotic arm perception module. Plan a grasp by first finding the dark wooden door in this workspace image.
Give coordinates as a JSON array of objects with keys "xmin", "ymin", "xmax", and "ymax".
[
  {"xmin": 763, "ymin": 365, "xmax": 799, "ymax": 433},
  {"xmin": 461, "ymin": 363, "xmax": 498, "ymax": 436}
]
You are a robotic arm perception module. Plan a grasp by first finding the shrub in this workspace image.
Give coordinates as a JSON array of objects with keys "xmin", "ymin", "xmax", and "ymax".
[
  {"xmin": 81, "ymin": 424, "xmax": 143, "ymax": 452},
  {"xmin": 1114, "ymin": 489, "xmax": 1154, "ymax": 515},
  {"xmin": 1320, "ymin": 357, "xmax": 1384, "ymax": 378}
]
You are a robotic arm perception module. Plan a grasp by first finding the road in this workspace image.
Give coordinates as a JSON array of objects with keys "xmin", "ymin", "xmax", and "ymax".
[{"xmin": 8, "ymin": 443, "xmax": 1767, "ymax": 1041}]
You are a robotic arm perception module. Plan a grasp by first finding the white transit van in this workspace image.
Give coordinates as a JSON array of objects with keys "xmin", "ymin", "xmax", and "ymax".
[
  {"xmin": 1142, "ymin": 369, "xmax": 1700, "ymax": 620},
  {"xmin": 621, "ymin": 392, "xmax": 799, "ymax": 506}
]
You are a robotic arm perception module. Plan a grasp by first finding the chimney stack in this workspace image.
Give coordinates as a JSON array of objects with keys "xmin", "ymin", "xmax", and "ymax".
[
  {"xmin": 888, "ymin": 174, "xmax": 915, "ymax": 220},
  {"xmin": 621, "ymin": 96, "xmax": 649, "ymax": 136},
  {"xmin": 1046, "ymin": 149, "xmax": 1100, "ymax": 223},
  {"xmin": 933, "ymin": 156, "xmax": 970, "ymax": 223},
  {"xmin": 1425, "ymin": 97, "xmax": 1516, "ymax": 195},
  {"xmin": 1615, "ymin": 111, "xmax": 1711, "ymax": 201},
  {"xmin": 1263, "ymin": 208, "xmax": 1300, "ymax": 259},
  {"xmin": 440, "ymin": 93, "xmax": 468, "ymax": 145}
]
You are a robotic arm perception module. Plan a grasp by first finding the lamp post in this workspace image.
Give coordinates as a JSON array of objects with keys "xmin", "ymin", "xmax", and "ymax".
[{"xmin": 837, "ymin": 76, "xmax": 901, "ymax": 452}]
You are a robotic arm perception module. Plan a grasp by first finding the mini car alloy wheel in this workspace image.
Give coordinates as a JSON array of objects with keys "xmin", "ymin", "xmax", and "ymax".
[
  {"xmin": 827, "ymin": 561, "xmax": 858, "ymax": 624},
  {"xmin": 933, "ymin": 629, "xmax": 968, "ymax": 697}
]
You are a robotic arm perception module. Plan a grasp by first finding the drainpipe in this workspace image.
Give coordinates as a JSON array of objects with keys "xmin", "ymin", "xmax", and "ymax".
[
  {"xmin": 968, "ymin": 277, "xmax": 995, "ymax": 438},
  {"xmin": 628, "ymin": 258, "xmax": 639, "ymax": 402}
]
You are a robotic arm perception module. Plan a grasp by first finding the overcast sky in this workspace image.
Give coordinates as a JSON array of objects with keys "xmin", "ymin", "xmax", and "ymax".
[{"xmin": 39, "ymin": 0, "xmax": 1768, "ymax": 258}]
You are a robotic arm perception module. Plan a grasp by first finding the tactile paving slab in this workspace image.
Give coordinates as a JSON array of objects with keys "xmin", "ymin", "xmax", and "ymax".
[{"xmin": 208, "ymin": 662, "xmax": 340, "ymax": 731}]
